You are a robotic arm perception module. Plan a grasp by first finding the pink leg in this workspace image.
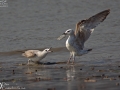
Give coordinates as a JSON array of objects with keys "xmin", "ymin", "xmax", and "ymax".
[
  {"xmin": 67, "ymin": 53, "xmax": 72, "ymax": 64},
  {"xmin": 71, "ymin": 54, "xmax": 75, "ymax": 64},
  {"xmin": 67, "ymin": 56, "xmax": 72, "ymax": 64},
  {"xmin": 28, "ymin": 59, "xmax": 31, "ymax": 65}
]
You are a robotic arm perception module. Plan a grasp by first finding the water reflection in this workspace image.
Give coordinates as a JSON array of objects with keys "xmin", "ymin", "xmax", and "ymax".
[
  {"xmin": 25, "ymin": 65, "xmax": 52, "ymax": 78},
  {"xmin": 66, "ymin": 65, "xmax": 86, "ymax": 90},
  {"xmin": 66, "ymin": 65, "xmax": 76, "ymax": 81}
]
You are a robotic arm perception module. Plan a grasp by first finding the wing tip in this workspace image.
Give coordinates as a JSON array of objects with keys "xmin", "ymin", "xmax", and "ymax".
[
  {"xmin": 75, "ymin": 9, "xmax": 110, "ymax": 35},
  {"xmin": 101, "ymin": 9, "xmax": 110, "ymax": 22},
  {"xmin": 106, "ymin": 9, "xmax": 110, "ymax": 12},
  {"xmin": 76, "ymin": 9, "xmax": 110, "ymax": 25},
  {"xmin": 105, "ymin": 9, "xmax": 110, "ymax": 14}
]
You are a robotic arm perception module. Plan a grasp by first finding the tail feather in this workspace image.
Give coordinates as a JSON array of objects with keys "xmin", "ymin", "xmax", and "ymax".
[
  {"xmin": 87, "ymin": 49, "xmax": 92, "ymax": 52},
  {"xmin": 22, "ymin": 53, "xmax": 26, "ymax": 56}
]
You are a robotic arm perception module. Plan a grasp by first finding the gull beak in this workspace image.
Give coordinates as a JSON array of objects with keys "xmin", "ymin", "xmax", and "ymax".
[
  {"xmin": 63, "ymin": 33, "xmax": 66, "ymax": 35},
  {"xmin": 57, "ymin": 33, "xmax": 66, "ymax": 40},
  {"xmin": 48, "ymin": 47, "xmax": 53, "ymax": 52}
]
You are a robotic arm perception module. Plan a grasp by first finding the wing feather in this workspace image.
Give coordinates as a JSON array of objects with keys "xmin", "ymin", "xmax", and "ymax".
[
  {"xmin": 75, "ymin": 9, "xmax": 110, "ymax": 48},
  {"xmin": 22, "ymin": 50, "xmax": 38, "ymax": 58}
]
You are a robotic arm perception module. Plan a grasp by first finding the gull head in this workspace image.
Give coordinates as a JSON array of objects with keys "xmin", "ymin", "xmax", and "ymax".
[
  {"xmin": 57, "ymin": 29, "xmax": 73, "ymax": 40},
  {"xmin": 64, "ymin": 29, "xmax": 73, "ymax": 35},
  {"xmin": 43, "ymin": 47, "xmax": 53, "ymax": 53}
]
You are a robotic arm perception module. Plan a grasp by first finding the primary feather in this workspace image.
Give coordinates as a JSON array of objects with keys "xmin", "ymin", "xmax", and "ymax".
[{"xmin": 75, "ymin": 9, "xmax": 110, "ymax": 49}]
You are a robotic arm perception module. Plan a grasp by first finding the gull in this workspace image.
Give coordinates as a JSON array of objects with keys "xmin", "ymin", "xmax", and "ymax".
[
  {"xmin": 22, "ymin": 48, "xmax": 53, "ymax": 64},
  {"xmin": 57, "ymin": 9, "xmax": 110, "ymax": 64}
]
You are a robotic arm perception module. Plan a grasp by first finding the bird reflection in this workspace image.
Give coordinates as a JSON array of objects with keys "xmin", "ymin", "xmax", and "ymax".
[
  {"xmin": 66, "ymin": 65, "xmax": 76, "ymax": 81},
  {"xmin": 66, "ymin": 65, "xmax": 86, "ymax": 90}
]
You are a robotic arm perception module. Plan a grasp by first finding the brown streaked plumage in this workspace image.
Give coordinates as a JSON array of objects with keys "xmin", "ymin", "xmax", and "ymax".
[{"xmin": 75, "ymin": 9, "xmax": 110, "ymax": 49}]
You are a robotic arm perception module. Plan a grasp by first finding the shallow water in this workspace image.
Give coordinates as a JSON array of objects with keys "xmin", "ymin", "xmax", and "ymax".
[{"xmin": 0, "ymin": 0, "xmax": 120, "ymax": 90}]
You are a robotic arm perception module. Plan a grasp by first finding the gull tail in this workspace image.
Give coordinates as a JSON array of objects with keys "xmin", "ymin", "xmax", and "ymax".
[
  {"xmin": 22, "ymin": 53, "xmax": 26, "ymax": 56},
  {"xmin": 87, "ymin": 49, "xmax": 92, "ymax": 52}
]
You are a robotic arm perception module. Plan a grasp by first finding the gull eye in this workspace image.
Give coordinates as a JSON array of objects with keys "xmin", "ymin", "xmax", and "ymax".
[
  {"xmin": 45, "ymin": 50, "xmax": 47, "ymax": 51},
  {"xmin": 67, "ymin": 31, "xmax": 70, "ymax": 32}
]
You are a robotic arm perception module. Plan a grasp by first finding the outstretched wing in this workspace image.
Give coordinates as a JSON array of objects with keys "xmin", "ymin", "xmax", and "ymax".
[{"xmin": 75, "ymin": 9, "xmax": 110, "ymax": 49}]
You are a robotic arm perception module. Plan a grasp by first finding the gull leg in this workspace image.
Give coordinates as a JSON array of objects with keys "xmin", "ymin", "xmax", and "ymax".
[
  {"xmin": 71, "ymin": 54, "xmax": 75, "ymax": 64},
  {"xmin": 67, "ymin": 57, "xmax": 72, "ymax": 64},
  {"xmin": 41, "ymin": 61, "xmax": 45, "ymax": 68},
  {"xmin": 67, "ymin": 52, "xmax": 72, "ymax": 64},
  {"xmin": 28, "ymin": 59, "xmax": 31, "ymax": 65}
]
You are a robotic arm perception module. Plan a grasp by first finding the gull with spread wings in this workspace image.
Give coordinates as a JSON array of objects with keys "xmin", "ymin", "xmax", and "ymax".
[{"xmin": 57, "ymin": 9, "xmax": 110, "ymax": 64}]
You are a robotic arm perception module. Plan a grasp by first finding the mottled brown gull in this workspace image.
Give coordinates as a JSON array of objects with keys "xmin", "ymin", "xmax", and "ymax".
[{"xmin": 57, "ymin": 9, "xmax": 110, "ymax": 64}]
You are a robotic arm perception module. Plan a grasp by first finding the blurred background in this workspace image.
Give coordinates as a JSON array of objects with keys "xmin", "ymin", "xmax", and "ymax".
[{"xmin": 0, "ymin": 0, "xmax": 119, "ymax": 51}]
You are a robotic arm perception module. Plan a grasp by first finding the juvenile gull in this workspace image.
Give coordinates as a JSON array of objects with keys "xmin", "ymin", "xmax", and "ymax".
[
  {"xmin": 22, "ymin": 48, "xmax": 52, "ymax": 64},
  {"xmin": 57, "ymin": 9, "xmax": 110, "ymax": 64}
]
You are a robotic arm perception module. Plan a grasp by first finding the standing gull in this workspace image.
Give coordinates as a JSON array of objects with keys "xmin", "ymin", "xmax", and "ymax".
[
  {"xmin": 22, "ymin": 48, "xmax": 52, "ymax": 64},
  {"xmin": 57, "ymin": 9, "xmax": 110, "ymax": 64}
]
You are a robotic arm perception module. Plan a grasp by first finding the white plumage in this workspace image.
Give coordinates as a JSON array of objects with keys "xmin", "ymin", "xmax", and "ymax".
[{"xmin": 22, "ymin": 48, "xmax": 52, "ymax": 64}]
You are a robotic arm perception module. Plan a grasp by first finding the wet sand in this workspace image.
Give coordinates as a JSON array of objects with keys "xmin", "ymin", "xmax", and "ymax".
[
  {"xmin": 0, "ymin": 48, "xmax": 120, "ymax": 90},
  {"xmin": 0, "ymin": 0, "xmax": 120, "ymax": 90}
]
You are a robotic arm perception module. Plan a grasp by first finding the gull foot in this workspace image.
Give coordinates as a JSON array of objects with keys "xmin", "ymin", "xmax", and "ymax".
[
  {"xmin": 71, "ymin": 62, "xmax": 75, "ymax": 65},
  {"xmin": 67, "ymin": 60, "xmax": 70, "ymax": 64}
]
